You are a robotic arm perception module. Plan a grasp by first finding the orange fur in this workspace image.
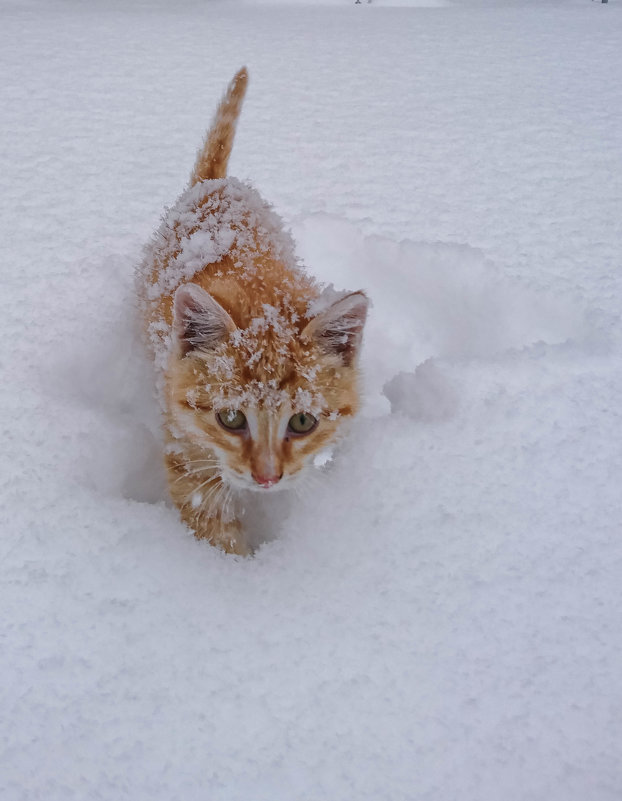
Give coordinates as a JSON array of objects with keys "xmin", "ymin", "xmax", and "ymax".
[
  {"xmin": 190, "ymin": 66, "xmax": 248, "ymax": 184},
  {"xmin": 137, "ymin": 68, "xmax": 368, "ymax": 555}
]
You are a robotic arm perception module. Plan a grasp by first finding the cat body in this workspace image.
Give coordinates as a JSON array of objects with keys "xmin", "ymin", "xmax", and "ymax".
[{"xmin": 138, "ymin": 68, "xmax": 368, "ymax": 555}]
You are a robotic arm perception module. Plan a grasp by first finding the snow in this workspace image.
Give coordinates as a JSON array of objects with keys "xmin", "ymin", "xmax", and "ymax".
[
  {"xmin": 1, "ymin": 0, "xmax": 622, "ymax": 799},
  {"xmin": 141, "ymin": 177, "xmax": 296, "ymax": 302}
]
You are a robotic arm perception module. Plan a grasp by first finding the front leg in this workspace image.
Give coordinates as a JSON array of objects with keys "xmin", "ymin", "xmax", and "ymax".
[
  {"xmin": 165, "ymin": 452, "xmax": 250, "ymax": 556},
  {"xmin": 190, "ymin": 511, "xmax": 250, "ymax": 556}
]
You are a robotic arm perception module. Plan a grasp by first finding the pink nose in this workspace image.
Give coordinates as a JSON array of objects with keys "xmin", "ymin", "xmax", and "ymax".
[{"xmin": 252, "ymin": 472, "xmax": 282, "ymax": 488}]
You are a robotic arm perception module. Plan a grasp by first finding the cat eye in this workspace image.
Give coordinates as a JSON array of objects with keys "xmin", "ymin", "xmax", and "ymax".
[
  {"xmin": 216, "ymin": 409, "xmax": 247, "ymax": 431},
  {"xmin": 287, "ymin": 412, "xmax": 318, "ymax": 435}
]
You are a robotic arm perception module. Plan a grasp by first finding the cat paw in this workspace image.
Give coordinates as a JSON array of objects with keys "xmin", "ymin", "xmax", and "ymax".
[
  {"xmin": 193, "ymin": 519, "xmax": 251, "ymax": 557},
  {"xmin": 222, "ymin": 537, "xmax": 253, "ymax": 558}
]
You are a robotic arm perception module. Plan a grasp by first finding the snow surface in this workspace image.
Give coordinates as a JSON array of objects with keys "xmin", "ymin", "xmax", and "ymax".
[{"xmin": 1, "ymin": 0, "xmax": 622, "ymax": 799}]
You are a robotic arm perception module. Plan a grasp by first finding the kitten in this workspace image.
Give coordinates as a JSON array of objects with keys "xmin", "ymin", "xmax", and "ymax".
[{"xmin": 138, "ymin": 67, "xmax": 368, "ymax": 555}]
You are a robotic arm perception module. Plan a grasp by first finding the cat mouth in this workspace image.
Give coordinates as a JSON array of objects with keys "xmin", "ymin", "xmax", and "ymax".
[
  {"xmin": 247, "ymin": 477, "xmax": 288, "ymax": 493},
  {"xmin": 251, "ymin": 472, "xmax": 283, "ymax": 490},
  {"xmin": 220, "ymin": 468, "xmax": 287, "ymax": 493}
]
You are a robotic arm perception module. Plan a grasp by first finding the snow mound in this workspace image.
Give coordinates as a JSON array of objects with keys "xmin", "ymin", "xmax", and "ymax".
[
  {"xmin": 383, "ymin": 362, "xmax": 458, "ymax": 421},
  {"xmin": 293, "ymin": 214, "xmax": 588, "ymax": 415}
]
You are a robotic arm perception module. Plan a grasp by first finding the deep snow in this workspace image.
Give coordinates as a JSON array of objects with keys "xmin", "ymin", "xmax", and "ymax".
[{"xmin": 1, "ymin": 1, "xmax": 622, "ymax": 799}]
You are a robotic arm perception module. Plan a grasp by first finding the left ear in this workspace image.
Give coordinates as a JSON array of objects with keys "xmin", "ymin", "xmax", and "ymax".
[
  {"xmin": 301, "ymin": 291, "xmax": 369, "ymax": 366},
  {"xmin": 173, "ymin": 283, "xmax": 237, "ymax": 356}
]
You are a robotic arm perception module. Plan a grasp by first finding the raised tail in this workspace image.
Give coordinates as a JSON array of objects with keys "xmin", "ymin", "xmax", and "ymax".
[{"xmin": 190, "ymin": 67, "xmax": 249, "ymax": 185}]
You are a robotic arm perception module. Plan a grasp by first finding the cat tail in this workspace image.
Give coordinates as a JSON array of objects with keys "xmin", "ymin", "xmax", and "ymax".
[{"xmin": 190, "ymin": 67, "xmax": 249, "ymax": 185}]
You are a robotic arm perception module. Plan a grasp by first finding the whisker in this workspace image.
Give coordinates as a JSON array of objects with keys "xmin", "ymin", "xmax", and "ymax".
[
  {"xmin": 181, "ymin": 458, "xmax": 221, "ymax": 466},
  {"xmin": 222, "ymin": 486, "xmax": 234, "ymax": 523},
  {"xmin": 193, "ymin": 473, "xmax": 222, "ymax": 496},
  {"xmin": 171, "ymin": 467, "xmax": 219, "ymax": 486},
  {"xmin": 199, "ymin": 479, "xmax": 227, "ymax": 514},
  {"xmin": 180, "ymin": 473, "xmax": 222, "ymax": 507}
]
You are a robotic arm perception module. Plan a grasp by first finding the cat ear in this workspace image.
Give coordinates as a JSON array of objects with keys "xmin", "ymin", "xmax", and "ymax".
[
  {"xmin": 302, "ymin": 291, "xmax": 369, "ymax": 366},
  {"xmin": 173, "ymin": 283, "xmax": 237, "ymax": 356}
]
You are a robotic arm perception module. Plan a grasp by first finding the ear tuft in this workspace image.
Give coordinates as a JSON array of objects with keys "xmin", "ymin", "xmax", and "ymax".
[
  {"xmin": 302, "ymin": 291, "xmax": 369, "ymax": 366},
  {"xmin": 173, "ymin": 283, "xmax": 236, "ymax": 356}
]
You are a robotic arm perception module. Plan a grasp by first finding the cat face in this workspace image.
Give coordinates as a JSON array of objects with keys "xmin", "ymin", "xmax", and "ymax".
[{"xmin": 167, "ymin": 283, "xmax": 367, "ymax": 491}]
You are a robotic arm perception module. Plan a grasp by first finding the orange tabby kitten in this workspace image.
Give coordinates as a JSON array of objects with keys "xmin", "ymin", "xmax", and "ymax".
[{"xmin": 137, "ymin": 68, "xmax": 368, "ymax": 555}]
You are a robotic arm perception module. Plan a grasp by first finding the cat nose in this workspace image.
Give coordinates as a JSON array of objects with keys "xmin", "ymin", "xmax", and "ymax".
[{"xmin": 252, "ymin": 472, "xmax": 283, "ymax": 488}]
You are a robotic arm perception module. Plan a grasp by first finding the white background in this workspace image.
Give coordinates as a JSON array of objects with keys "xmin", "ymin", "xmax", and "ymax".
[{"xmin": 1, "ymin": 0, "xmax": 621, "ymax": 799}]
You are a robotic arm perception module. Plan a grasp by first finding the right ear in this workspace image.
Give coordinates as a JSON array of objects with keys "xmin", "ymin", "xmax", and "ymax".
[
  {"xmin": 301, "ymin": 291, "xmax": 369, "ymax": 367},
  {"xmin": 173, "ymin": 283, "xmax": 236, "ymax": 356}
]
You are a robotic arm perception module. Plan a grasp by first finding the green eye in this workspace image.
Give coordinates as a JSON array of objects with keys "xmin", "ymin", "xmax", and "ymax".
[
  {"xmin": 217, "ymin": 410, "xmax": 247, "ymax": 431},
  {"xmin": 287, "ymin": 412, "xmax": 318, "ymax": 435}
]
